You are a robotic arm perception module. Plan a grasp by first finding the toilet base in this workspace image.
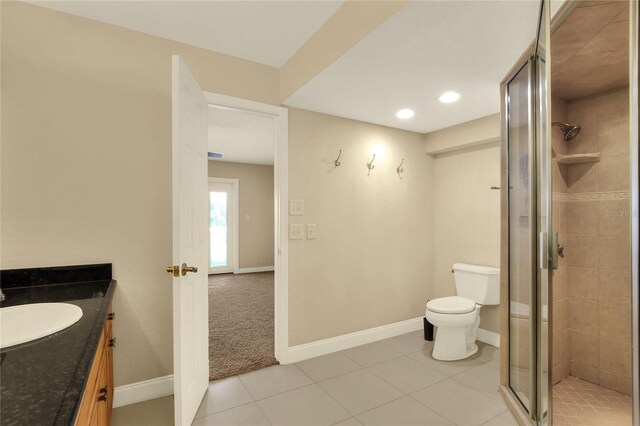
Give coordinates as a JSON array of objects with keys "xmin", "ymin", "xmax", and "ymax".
[
  {"xmin": 427, "ymin": 306, "xmax": 481, "ymax": 361},
  {"xmin": 432, "ymin": 327, "xmax": 479, "ymax": 361}
]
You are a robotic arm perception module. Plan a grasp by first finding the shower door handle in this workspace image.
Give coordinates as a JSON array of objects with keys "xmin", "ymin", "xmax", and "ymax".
[
  {"xmin": 540, "ymin": 232, "xmax": 559, "ymax": 270},
  {"xmin": 550, "ymin": 232, "xmax": 559, "ymax": 270}
]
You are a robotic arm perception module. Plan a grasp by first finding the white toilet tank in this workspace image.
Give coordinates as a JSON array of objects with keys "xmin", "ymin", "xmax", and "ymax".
[{"xmin": 453, "ymin": 263, "xmax": 500, "ymax": 305}]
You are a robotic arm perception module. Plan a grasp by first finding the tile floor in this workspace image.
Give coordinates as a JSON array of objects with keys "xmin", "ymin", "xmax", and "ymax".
[
  {"xmin": 113, "ymin": 331, "xmax": 516, "ymax": 426},
  {"xmin": 552, "ymin": 375, "xmax": 632, "ymax": 425}
]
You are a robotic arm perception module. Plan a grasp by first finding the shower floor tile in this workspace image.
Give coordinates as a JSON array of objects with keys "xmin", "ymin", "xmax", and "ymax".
[{"xmin": 553, "ymin": 376, "xmax": 632, "ymax": 425}]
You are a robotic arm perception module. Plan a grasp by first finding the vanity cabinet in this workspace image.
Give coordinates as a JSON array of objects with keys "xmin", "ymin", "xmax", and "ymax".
[{"xmin": 75, "ymin": 305, "xmax": 114, "ymax": 426}]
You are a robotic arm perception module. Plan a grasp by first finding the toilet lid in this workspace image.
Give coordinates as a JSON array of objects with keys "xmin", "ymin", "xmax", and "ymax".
[{"xmin": 427, "ymin": 296, "xmax": 476, "ymax": 314}]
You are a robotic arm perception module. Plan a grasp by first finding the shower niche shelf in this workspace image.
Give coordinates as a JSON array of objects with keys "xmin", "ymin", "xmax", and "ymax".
[{"xmin": 556, "ymin": 152, "xmax": 600, "ymax": 165}]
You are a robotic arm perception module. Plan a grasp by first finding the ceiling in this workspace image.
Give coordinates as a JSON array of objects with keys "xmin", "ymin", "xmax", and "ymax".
[
  {"xmin": 551, "ymin": 1, "xmax": 628, "ymax": 100},
  {"xmin": 284, "ymin": 1, "xmax": 545, "ymax": 133},
  {"xmin": 26, "ymin": 0, "xmax": 343, "ymax": 67},
  {"xmin": 208, "ymin": 106, "xmax": 274, "ymax": 166},
  {"xmin": 29, "ymin": 0, "xmax": 572, "ymax": 135}
]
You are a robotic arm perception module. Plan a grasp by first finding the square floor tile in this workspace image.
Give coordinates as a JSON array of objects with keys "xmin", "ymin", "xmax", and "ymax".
[
  {"xmin": 489, "ymin": 356, "xmax": 500, "ymax": 368},
  {"xmin": 407, "ymin": 348, "xmax": 483, "ymax": 377},
  {"xmin": 482, "ymin": 410, "xmax": 518, "ymax": 426},
  {"xmin": 239, "ymin": 364, "xmax": 312, "ymax": 400},
  {"xmin": 257, "ymin": 384, "xmax": 351, "ymax": 425},
  {"xmin": 368, "ymin": 356, "xmax": 446, "ymax": 393},
  {"xmin": 195, "ymin": 377, "xmax": 253, "ymax": 418},
  {"xmin": 319, "ymin": 369, "xmax": 403, "ymax": 415},
  {"xmin": 380, "ymin": 331, "xmax": 430, "ymax": 355},
  {"xmin": 192, "ymin": 403, "xmax": 269, "ymax": 426},
  {"xmin": 412, "ymin": 379, "xmax": 508, "ymax": 425},
  {"xmin": 451, "ymin": 364, "xmax": 501, "ymax": 399},
  {"xmin": 342, "ymin": 341, "xmax": 403, "ymax": 367},
  {"xmin": 356, "ymin": 396, "xmax": 452, "ymax": 426},
  {"xmin": 333, "ymin": 418, "xmax": 363, "ymax": 425},
  {"xmin": 112, "ymin": 395, "xmax": 174, "ymax": 426},
  {"xmin": 295, "ymin": 352, "xmax": 362, "ymax": 382},
  {"xmin": 472, "ymin": 343, "xmax": 500, "ymax": 363}
]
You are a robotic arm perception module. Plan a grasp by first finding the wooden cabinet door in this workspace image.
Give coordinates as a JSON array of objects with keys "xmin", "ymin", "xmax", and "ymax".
[{"xmin": 75, "ymin": 305, "xmax": 114, "ymax": 426}]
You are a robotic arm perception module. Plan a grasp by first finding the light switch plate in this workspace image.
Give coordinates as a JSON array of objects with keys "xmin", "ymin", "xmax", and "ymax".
[
  {"xmin": 289, "ymin": 223, "xmax": 305, "ymax": 240},
  {"xmin": 306, "ymin": 224, "xmax": 317, "ymax": 239},
  {"xmin": 290, "ymin": 199, "xmax": 304, "ymax": 216}
]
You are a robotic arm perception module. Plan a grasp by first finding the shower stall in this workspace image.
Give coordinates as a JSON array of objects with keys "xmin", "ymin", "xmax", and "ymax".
[{"xmin": 499, "ymin": 1, "xmax": 639, "ymax": 425}]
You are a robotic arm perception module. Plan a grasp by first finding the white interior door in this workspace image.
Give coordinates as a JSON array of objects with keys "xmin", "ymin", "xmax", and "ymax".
[
  {"xmin": 171, "ymin": 55, "xmax": 209, "ymax": 426},
  {"xmin": 208, "ymin": 180, "xmax": 237, "ymax": 274}
]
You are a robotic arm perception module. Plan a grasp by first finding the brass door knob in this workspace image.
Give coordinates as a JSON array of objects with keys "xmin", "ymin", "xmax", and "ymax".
[{"xmin": 181, "ymin": 263, "xmax": 198, "ymax": 276}]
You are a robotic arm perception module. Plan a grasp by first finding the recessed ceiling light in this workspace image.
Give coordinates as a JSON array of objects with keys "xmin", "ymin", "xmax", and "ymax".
[
  {"xmin": 439, "ymin": 91, "xmax": 461, "ymax": 103},
  {"xmin": 396, "ymin": 108, "xmax": 415, "ymax": 119}
]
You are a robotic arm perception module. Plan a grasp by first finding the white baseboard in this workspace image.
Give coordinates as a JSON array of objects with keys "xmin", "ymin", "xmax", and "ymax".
[
  {"xmin": 286, "ymin": 317, "xmax": 424, "ymax": 364},
  {"xmin": 235, "ymin": 266, "xmax": 275, "ymax": 274},
  {"xmin": 113, "ymin": 374, "xmax": 174, "ymax": 408},
  {"xmin": 477, "ymin": 328, "xmax": 500, "ymax": 348}
]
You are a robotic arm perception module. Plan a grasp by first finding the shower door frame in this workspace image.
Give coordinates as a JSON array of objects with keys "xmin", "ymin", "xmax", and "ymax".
[
  {"xmin": 499, "ymin": 1, "xmax": 552, "ymax": 424},
  {"xmin": 501, "ymin": 0, "xmax": 640, "ymax": 424},
  {"xmin": 499, "ymin": 50, "xmax": 539, "ymax": 426},
  {"xmin": 630, "ymin": 0, "xmax": 639, "ymax": 423}
]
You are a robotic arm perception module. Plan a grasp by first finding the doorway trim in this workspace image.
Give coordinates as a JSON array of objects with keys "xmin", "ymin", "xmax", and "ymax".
[
  {"xmin": 204, "ymin": 92, "xmax": 289, "ymax": 364},
  {"xmin": 207, "ymin": 177, "xmax": 239, "ymax": 274}
]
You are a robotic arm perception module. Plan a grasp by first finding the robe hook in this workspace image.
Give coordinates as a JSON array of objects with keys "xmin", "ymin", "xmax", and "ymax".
[{"xmin": 334, "ymin": 149, "xmax": 342, "ymax": 167}]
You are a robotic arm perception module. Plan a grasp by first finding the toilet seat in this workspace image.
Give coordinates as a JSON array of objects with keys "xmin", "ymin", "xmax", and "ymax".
[{"xmin": 427, "ymin": 296, "xmax": 475, "ymax": 314}]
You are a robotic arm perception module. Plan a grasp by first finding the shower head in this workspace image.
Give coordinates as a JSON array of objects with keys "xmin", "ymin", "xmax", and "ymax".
[{"xmin": 552, "ymin": 122, "xmax": 582, "ymax": 141}]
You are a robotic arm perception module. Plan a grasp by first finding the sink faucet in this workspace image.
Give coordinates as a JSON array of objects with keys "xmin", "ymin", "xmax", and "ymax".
[{"xmin": 0, "ymin": 288, "xmax": 5, "ymax": 302}]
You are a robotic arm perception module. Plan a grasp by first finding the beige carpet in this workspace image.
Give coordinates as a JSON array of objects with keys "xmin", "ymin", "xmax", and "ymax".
[{"xmin": 208, "ymin": 272, "xmax": 278, "ymax": 381}]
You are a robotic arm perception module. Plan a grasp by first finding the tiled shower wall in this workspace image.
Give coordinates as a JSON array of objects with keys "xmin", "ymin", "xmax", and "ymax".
[{"xmin": 552, "ymin": 88, "xmax": 631, "ymax": 395}]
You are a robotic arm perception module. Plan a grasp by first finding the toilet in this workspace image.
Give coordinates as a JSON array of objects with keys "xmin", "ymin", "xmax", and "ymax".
[{"xmin": 425, "ymin": 263, "xmax": 500, "ymax": 361}]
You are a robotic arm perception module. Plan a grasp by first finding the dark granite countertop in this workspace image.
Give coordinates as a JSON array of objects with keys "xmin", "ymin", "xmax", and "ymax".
[{"xmin": 0, "ymin": 264, "xmax": 116, "ymax": 426}]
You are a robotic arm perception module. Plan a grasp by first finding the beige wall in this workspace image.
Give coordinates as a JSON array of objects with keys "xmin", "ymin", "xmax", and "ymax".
[
  {"xmin": 432, "ymin": 144, "xmax": 501, "ymax": 333},
  {"xmin": 1, "ymin": 1, "xmax": 503, "ymax": 390},
  {"xmin": 424, "ymin": 114, "xmax": 500, "ymax": 156},
  {"xmin": 288, "ymin": 108, "xmax": 434, "ymax": 346},
  {"xmin": 553, "ymin": 88, "xmax": 632, "ymax": 395},
  {"xmin": 208, "ymin": 161, "xmax": 274, "ymax": 269},
  {"xmin": 0, "ymin": 1, "xmax": 278, "ymax": 386}
]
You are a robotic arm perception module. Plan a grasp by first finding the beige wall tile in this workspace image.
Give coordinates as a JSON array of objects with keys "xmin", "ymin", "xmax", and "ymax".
[
  {"xmin": 552, "ymin": 199, "xmax": 566, "ymax": 233},
  {"xmin": 598, "ymin": 337, "xmax": 631, "ymax": 377},
  {"xmin": 598, "ymin": 199, "xmax": 631, "ymax": 236},
  {"xmin": 554, "ymin": 298, "xmax": 570, "ymax": 333},
  {"xmin": 598, "ymin": 155, "xmax": 630, "ymax": 191},
  {"xmin": 553, "ymin": 162, "xmax": 569, "ymax": 193},
  {"xmin": 599, "ymin": 303, "xmax": 631, "ymax": 342},
  {"xmin": 552, "ymin": 96, "xmax": 569, "ymax": 155},
  {"xmin": 598, "ymin": 269, "xmax": 631, "ymax": 306},
  {"xmin": 570, "ymin": 330, "xmax": 599, "ymax": 366},
  {"xmin": 599, "ymin": 235, "xmax": 631, "ymax": 271},
  {"xmin": 599, "ymin": 371, "xmax": 632, "ymax": 395},
  {"xmin": 552, "ymin": 266, "xmax": 570, "ymax": 301},
  {"xmin": 565, "ymin": 201, "xmax": 599, "ymax": 235},
  {"xmin": 563, "ymin": 235, "xmax": 599, "ymax": 267},
  {"xmin": 553, "ymin": 330, "xmax": 570, "ymax": 369},
  {"xmin": 570, "ymin": 360, "xmax": 600, "ymax": 384},
  {"xmin": 568, "ymin": 267, "xmax": 598, "ymax": 301},
  {"xmin": 552, "ymin": 363, "xmax": 570, "ymax": 385},
  {"xmin": 569, "ymin": 299, "xmax": 598, "ymax": 333},
  {"xmin": 567, "ymin": 162, "xmax": 598, "ymax": 193},
  {"xmin": 599, "ymin": 117, "xmax": 630, "ymax": 157}
]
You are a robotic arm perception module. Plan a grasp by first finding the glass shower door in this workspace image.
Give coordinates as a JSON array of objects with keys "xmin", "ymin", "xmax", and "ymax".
[
  {"xmin": 506, "ymin": 57, "xmax": 535, "ymax": 414},
  {"xmin": 502, "ymin": 0, "xmax": 552, "ymax": 423}
]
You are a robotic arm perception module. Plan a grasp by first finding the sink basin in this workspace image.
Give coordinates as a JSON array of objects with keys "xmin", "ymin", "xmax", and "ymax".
[{"xmin": 0, "ymin": 303, "xmax": 83, "ymax": 349}]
